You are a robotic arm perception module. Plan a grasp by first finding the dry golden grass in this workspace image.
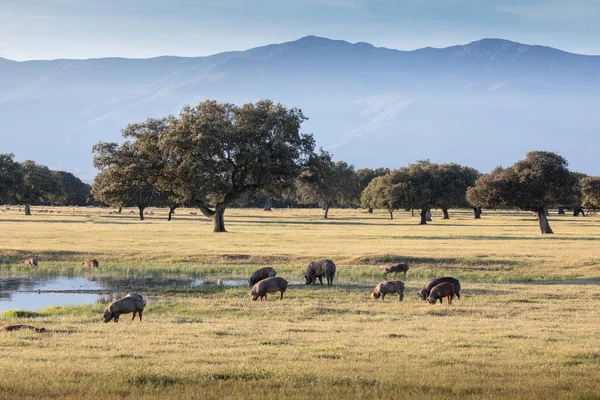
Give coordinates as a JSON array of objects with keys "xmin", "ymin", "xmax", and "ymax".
[{"xmin": 1, "ymin": 206, "xmax": 599, "ymax": 399}]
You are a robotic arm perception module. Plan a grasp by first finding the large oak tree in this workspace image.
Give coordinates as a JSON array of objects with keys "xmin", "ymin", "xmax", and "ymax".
[
  {"xmin": 92, "ymin": 142, "xmax": 160, "ymax": 220},
  {"xmin": 164, "ymin": 100, "xmax": 314, "ymax": 232},
  {"xmin": 466, "ymin": 151, "xmax": 575, "ymax": 234},
  {"xmin": 361, "ymin": 173, "xmax": 406, "ymax": 220},
  {"xmin": 435, "ymin": 163, "xmax": 480, "ymax": 219}
]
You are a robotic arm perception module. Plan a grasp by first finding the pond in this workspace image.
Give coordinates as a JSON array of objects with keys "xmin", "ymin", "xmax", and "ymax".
[{"xmin": 0, "ymin": 275, "xmax": 248, "ymax": 312}]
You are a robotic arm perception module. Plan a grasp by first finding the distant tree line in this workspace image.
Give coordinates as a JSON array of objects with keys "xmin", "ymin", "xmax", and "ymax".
[
  {"xmin": 0, "ymin": 154, "xmax": 92, "ymax": 214},
  {"xmin": 89, "ymin": 99, "xmax": 600, "ymax": 234}
]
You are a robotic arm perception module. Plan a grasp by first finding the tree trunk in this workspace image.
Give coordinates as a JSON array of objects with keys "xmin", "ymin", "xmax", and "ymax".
[
  {"xmin": 389, "ymin": 209, "xmax": 394, "ymax": 220},
  {"xmin": 263, "ymin": 198, "xmax": 272, "ymax": 211},
  {"xmin": 117, "ymin": 206, "xmax": 122, "ymax": 214},
  {"xmin": 557, "ymin": 208, "xmax": 565, "ymax": 215},
  {"xmin": 473, "ymin": 207, "xmax": 482, "ymax": 219},
  {"xmin": 411, "ymin": 209, "xmax": 414, "ymax": 217},
  {"xmin": 536, "ymin": 209, "xmax": 553, "ymax": 234},
  {"xmin": 368, "ymin": 207, "xmax": 373, "ymax": 214},
  {"xmin": 573, "ymin": 207, "xmax": 585, "ymax": 217},
  {"xmin": 167, "ymin": 206, "xmax": 176, "ymax": 221},
  {"xmin": 442, "ymin": 208, "xmax": 449, "ymax": 219},
  {"xmin": 419, "ymin": 208, "xmax": 428, "ymax": 225},
  {"xmin": 545, "ymin": 208, "xmax": 549, "ymax": 217},
  {"xmin": 138, "ymin": 207, "xmax": 145, "ymax": 221},
  {"xmin": 213, "ymin": 205, "xmax": 226, "ymax": 232},
  {"xmin": 426, "ymin": 210, "xmax": 432, "ymax": 221},
  {"xmin": 323, "ymin": 206, "xmax": 329, "ymax": 219},
  {"xmin": 24, "ymin": 204, "xmax": 31, "ymax": 216},
  {"xmin": 197, "ymin": 202, "xmax": 227, "ymax": 232}
]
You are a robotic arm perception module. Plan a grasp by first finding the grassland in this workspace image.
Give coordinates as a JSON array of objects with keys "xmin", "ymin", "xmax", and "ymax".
[{"xmin": 1, "ymin": 206, "xmax": 600, "ymax": 399}]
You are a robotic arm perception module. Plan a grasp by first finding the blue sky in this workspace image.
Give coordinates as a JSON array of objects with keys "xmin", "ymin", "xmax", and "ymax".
[{"xmin": 1, "ymin": 0, "xmax": 599, "ymax": 60}]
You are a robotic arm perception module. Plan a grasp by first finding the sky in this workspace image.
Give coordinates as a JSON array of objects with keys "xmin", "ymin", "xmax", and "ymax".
[{"xmin": 1, "ymin": 0, "xmax": 600, "ymax": 61}]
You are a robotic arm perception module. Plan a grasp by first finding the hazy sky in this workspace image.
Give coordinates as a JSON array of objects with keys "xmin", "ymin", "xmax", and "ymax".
[{"xmin": 1, "ymin": 0, "xmax": 599, "ymax": 60}]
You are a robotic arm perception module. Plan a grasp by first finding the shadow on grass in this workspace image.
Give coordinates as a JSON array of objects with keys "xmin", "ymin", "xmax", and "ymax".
[
  {"xmin": 352, "ymin": 254, "xmax": 520, "ymax": 266},
  {"xmin": 520, "ymin": 277, "xmax": 600, "ymax": 286},
  {"xmin": 0, "ymin": 219, "xmax": 87, "ymax": 224}
]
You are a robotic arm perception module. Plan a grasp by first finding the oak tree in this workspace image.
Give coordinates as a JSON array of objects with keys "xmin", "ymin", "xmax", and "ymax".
[{"xmin": 466, "ymin": 151, "xmax": 575, "ymax": 234}]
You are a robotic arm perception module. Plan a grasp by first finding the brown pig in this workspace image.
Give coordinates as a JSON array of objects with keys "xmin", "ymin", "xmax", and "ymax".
[
  {"xmin": 372, "ymin": 280, "xmax": 405, "ymax": 301},
  {"xmin": 427, "ymin": 282, "xmax": 456, "ymax": 305},
  {"xmin": 250, "ymin": 277, "xmax": 288, "ymax": 301},
  {"xmin": 103, "ymin": 293, "xmax": 146, "ymax": 323},
  {"xmin": 23, "ymin": 257, "xmax": 38, "ymax": 267},
  {"xmin": 418, "ymin": 277, "xmax": 461, "ymax": 300},
  {"xmin": 0, "ymin": 324, "xmax": 46, "ymax": 332},
  {"xmin": 384, "ymin": 263, "xmax": 409, "ymax": 279},
  {"xmin": 304, "ymin": 259, "xmax": 336, "ymax": 286},
  {"xmin": 248, "ymin": 267, "xmax": 277, "ymax": 285},
  {"xmin": 82, "ymin": 259, "xmax": 99, "ymax": 269}
]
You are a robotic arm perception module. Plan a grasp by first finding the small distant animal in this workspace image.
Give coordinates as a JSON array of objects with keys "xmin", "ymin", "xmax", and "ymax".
[
  {"xmin": 372, "ymin": 280, "xmax": 405, "ymax": 301},
  {"xmin": 103, "ymin": 293, "xmax": 146, "ymax": 323},
  {"xmin": 129, "ymin": 211, "xmax": 135, "ymax": 214},
  {"xmin": 189, "ymin": 211, "xmax": 197, "ymax": 215},
  {"xmin": 304, "ymin": 259, "xmax": 336, "ymax": 286},
  {"xmin": 0, "ymin": 324, "xmax": 46, "ymax": 332},
  {"xmin": 57, "ymin": 211, "xmax": 62, "ymax": 214},
  {"xmin": 23, "ymin": 257, "xmax": 38, "ymax": 267},
  {"xmin": 418, "ymin": 277, "xmax": 461, "ymax": 300},
  {"xmin": 384, "ymin": 263, "xmax": 409, "ymax": 279},
  {"xmin": 427, "ymin": 282, "xmax": 456, "ymax": 305},
  {"xmin": 82, "ymin": 259, "xmax": 99, "ymax": 269},
  {"xmin": 248, "ymin": 267, "xmax": 277, "ymax": 285},
  {"xmin": 250, "ymin": 277, "xmax": 288, "ymax": 301}
]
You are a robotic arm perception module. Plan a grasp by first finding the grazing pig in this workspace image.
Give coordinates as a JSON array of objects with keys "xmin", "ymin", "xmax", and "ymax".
[
  {"xmin": 23, "ymin": 257, "xmax": 38, "ymax": 267},
  {"xmin": 372, "ymin": 280, "xmax": 405, "ymax": 301},
  {"xmin": 250, "ymin": 277, "xmax": 288, "ymax": 301},
  {"xmin": 82, "ymin": 259, "xmax": 99, "ymax": 269},
  {"xmin": 427, "ymin": 282, "xmax": 456, "ymax": 305},
  {"xmin": 304, "ymin": 259, "xmax": 336, "ymax": 286},
  {"xmin": 384, "ymin": 263, "xmax": 409, "ymax": 279},
  {"xmin": 248, "ymin": 267, "xmax": 277, "ymax": 285},
  {"xmin": 103, "ymin": 293, "xmax": 146, "ymax": 323},
  {"xmin": 418, "ymin": 277, "xmax": 461, "ymax": 300},
  {"xmin": 0, "ymin": 324, "xmax": 46, "ymax": 332}
]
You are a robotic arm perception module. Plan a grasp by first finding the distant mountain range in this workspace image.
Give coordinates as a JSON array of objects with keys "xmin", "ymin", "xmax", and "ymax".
[{"xmin": 1, "ymin": 35, "xmax": 599, "ymax": 181}]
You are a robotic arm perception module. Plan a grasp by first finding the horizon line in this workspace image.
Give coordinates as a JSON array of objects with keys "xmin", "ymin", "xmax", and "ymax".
[{"xmin": 2, "ymin": 35, "xmax": 598, "ymax": 63}]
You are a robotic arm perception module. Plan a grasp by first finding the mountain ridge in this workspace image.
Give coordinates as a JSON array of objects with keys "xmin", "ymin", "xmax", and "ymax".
[
  {"xmin": 1, "ymin": 35, "xmax": 599, "ymax": 180},
  {"xmin": 3, "ymin": 36, "xmax": 598, "ymax": 63}
]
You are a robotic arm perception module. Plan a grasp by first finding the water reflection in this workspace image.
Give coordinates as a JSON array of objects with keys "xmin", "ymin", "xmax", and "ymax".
[{"xmin": 0, "ymin": 275, "xmax": 247, "ymax": 312}]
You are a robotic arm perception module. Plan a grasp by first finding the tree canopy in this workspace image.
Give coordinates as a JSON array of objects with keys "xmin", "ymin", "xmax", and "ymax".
[
  {"xmin": 0, "ymin": 154, "xmax": 91, "ymax": 214},
  {"xmin": 0, "ymin": 153, "xmax": 24, "ymax": 205},
  {"xmin": 361, "ymin": 173, "xmax": 405, "ymax": 220},
  {"xmin": 356, "ymin": 167, "xmax": 390, "ymax": 212},
  {"xmin": 295, "ymin": 150, "xmax": 358, "ymax": 219},
  {"xmin": 581, "ymin": 176, "xmax": 600, "ymax": 211}
]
